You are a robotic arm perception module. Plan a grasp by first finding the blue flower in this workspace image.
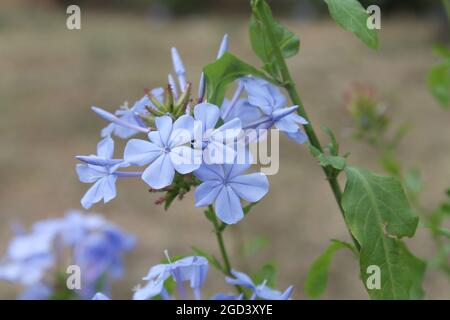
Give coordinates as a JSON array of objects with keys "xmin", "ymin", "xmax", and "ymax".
[
  {"xmin": 193, "ymin": 102, "xmax": 241, "ymax": 164},
  {"xmin": 92, "ymin": 292, "xmax": 110, "ymax": 300},
  {"xmin": 18, "ymin": 283, "xmax": 52, "ymax": 300},
  {"xmin": 0, "ymin": 210, "xmax": 135, "ymax": 300},
  {"xmin": 194, "ymin": 162, "xmax": 269, "ymax": 224},
  {"xmin": 133, "ymin": 255, "xmax": 208, "ymax": 300},
  {"xmin": 124, "ymin": 115, "xmax": 201, "ymax": 189},
  {"xmin": 96, "ymin": 88, "xmax": 164, "ymax": 139},
  {"xmin": 73, "ymin": 224, "xmax": 135, "ymax": 298},
  {"xmin": 76, "ymin": 137, "xmax": 130, "ymax": 209},
  {"xmin": 226, "ymin": 269, "xmax": 294, "ymax": 300},
  {"xmin": 240, "ymin": 77, "xmax": 308, "ymax": 144}
]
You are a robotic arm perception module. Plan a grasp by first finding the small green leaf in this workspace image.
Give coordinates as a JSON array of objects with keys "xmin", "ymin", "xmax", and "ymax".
[
  {"xmin": 249, "ymin": 0, "xmax": 300, "ymax": 78},
  {"xmin": 309, "ymin": 145, "xmax": 346, "ymax": 170},
  {"xmin": 321, "ymin": 125, "xmax": 339, "ymax": 156},
  {"xmin": 203, "ymin": 52, "xmax": 268, "ymax": 106},
  {"xmin": 342, "ymin": 166, "xmax": 426, "ymax": 299},
  {"xmin": 427, "ymin": 59, "xmax": 450, "ymax": 109},
  {"xmin": 191, "ymin": 246, "xmax": 224, "ymax": 272},
  {"xmin": 324, "ymin": 0, "xmax": 378, "ymax": 50},
  {"xmin": 304, "ymin": 240, "xmax": 356, "ymax": 299}
]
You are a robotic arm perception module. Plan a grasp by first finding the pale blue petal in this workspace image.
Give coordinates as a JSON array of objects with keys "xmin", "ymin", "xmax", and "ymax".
[
  {"xmin": 193, "ymin": 164, "xmax": 224, "ymax": 182},
  {"xmin": 133, "ymin": 280, "xmax": 164, "ymax": 300},
  {"xmin": 76, "ymin": 155, "xmax": 122, "ymax": 167},
  {"xmin": 194, "ymin": 103, "xmax": 220, "ymax": 132},
  {"xmin": 101, "ymin": 123, "xmax": 114, "ymax": 138},
  {"xmin": 195, "ymin": 181, "xmax": 223, "ymax": 207},
  {"xmin": 256, "ymin": 284, "xmax": 294, "ymax": 300},
  {"xmin": 102, "ymin": 175, "xmax": 117, "ymax": 203},
  {"xmin": 124, "ymin": 139, "xmax": 162, "ymax": 166},
  {"xmin": 76, "ymin": 164, "xmax": 104, "ymax": 183},
  {"xmin": 170, "ymin": 146, "xmax": 201, "ymax": 174},
  {"xmin": 285, "ymin": 130, "xmax": 308, "ymax": 144},
  {"xmin": 147, "ymin": 131, "xmax": 163, "ymax": 146},
  {"xmin": 222, "ymin": 162, "xmax": 252, "ymax": 180},
  {"xmin": 225, "ymin": 269, "xmax": 255, "ymax": 289},
  {"xmin": 215, "ymin": 186, "xmax": 244, "ymax": 224},
  {"xmin": 274, "ymin": 116, "xmax": 299, "ymax": 133},
  {"xmin": 155, "ymin": 116, "xmax": 173, "ymax": 147},
  {"xmin": 203, "ymin": 141, "xmax": 236, "ymax": 165},
  {"xmin": 141, "ymin": 154, "xmax": 175, "ymax": 189},
  {"xmin": 96, "ymin": 136, "xmax": 114, "ymax": 159},
  {"xmin": 81, "ymin": 179, "xmax": 105, "ymax": 209},
  {"xmin": 288, "ymin": 113, "xmax": 308, "ymax": 125},
  {"xmin": 170, "ymin": 115, "xmax": 194, "ymax": 147},
  {"xmin": 229, "ymin": 173, "xmax": 269, "ymax": 202}
]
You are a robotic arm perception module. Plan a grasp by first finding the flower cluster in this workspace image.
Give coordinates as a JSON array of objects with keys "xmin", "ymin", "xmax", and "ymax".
[
  {"xmin": 94, "ymin": 252, "xmax": 293, "ymax": 300},
  {"xmin": 0, "ymin": 210, "xmax": 135, "ymax": 299},
  {"xmin": 75, "ymin": 35, "xmax": 308, "ymax": 225}
]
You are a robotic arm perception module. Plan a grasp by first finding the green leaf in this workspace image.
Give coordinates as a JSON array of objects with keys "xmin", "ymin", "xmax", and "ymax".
[
  {"xmin": 203, "ymin": 52, "xmax": 268, "ymax": 106},
  {"xmin": 191, "ymin": 246, "xmax": 224, "ymax": 272},
  {"xmin": 252, "ymin": 261, "xmax": 277, "ymax": 288},
  {"xmin": 249, "ymin": 0, "xmax": 300, "ymax": 77},
  {"xmin": 324, "ymin": 0, "xmax": 378, "ymax": 50},
  {"xmin": 309, "ymin": 145, "xmax": 346, "ymax": 170},
  {"xmin": 427, "ymin": 59, "xmax": 450, "ymax": 109},
  {"xmin": 342, "ymin": 166, "xmax": 426, "ymax": 299},
  {"xmin": 304, "ymin": 240, "xmax": 356, "ymax": 299},
  {"xmin": 321, "ymin": 125, "xmax": 340, "ymax": 156},
  {"xmin": 433, "ymin": 44, "xmax": 450, "ymax": 58}
]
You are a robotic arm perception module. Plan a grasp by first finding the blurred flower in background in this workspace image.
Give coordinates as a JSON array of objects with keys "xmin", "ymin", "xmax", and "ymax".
[
  {"xmin": 0, "ymin": 210, "xmax": 135, "ymax": 300},
  {"xmin": 343, "ymin": 84, "xmax": 388, "ymax": 146}
]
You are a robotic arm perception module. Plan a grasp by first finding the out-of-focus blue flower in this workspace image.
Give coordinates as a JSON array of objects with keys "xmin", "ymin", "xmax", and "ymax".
[
  {"xmin": 226, "ymin": 269, "xmax": 293, "ymax": 300},
  {"xmin": 76, "ymin": 137, "xmax": 130, "ymax": 209},
  {"xmin": 92, "ymin": 292, "xmax": 110, "ymax": 300},
  {"xmin": 133, "ymin": 255, "xmax": 208, "ymax": 300},
  {"xmin": 100, "ymin": 88, "xmax": 163, "ymax": 139},
  {"xmin": 73, "ymin": 224, "xmax": 135, "ymax": 298},
  {"xmin": 194, "ymin": 162, "xmax": 269, "ymax": 224},
  {"xmin": 238, "ymin": 77, "xmax": 308, "ymax": 144},
  {"xmin": 124, "ymin": 115, "xmax": 201, "ymax": 189},
  {"xmin": 192, "ymin": 103, "xmax": 241, "ymax": 164},
  {"xmin": 18, "ymin": 283, "xmax": 53, "ymax": 300},
  {"xmin": 0, "ymin": 210, "xmax": 135, "ymax": 300}
]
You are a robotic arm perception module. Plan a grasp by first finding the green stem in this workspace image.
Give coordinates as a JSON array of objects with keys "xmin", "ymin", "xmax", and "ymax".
[
  {"xmin": 209, "ymin": 205, "xmax": 246, "ymax": 296},
  {"xmin": 257, "ymin": 5, "xmax": 361, "ymax": 251}
]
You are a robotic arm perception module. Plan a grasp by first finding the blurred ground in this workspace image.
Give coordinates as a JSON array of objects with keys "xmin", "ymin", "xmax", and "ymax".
[{"xmin": 0, "ymin": 7, "xmax": 449, "ymax": 299}]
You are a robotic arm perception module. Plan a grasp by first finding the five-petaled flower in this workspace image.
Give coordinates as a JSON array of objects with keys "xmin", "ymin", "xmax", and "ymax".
[
  {"xmin": 124, "ymin": 115, "xmax": 201, "ymax": 189},
  {"xmin": 192, "ymin": 102, "xmax": 242, "ymax": 164},
  {"xmin": 76, "ymin": 137, "xmax": 129, "ymax": 209},
  {"xmin": 194, "ymin": 162, "xmax": 269, "ymax": 224}
]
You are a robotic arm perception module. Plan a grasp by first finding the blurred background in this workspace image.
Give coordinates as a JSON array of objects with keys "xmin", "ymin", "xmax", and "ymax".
[{"xmin": 0, "ymin": 0, "xmax": 449, "ymax": 299}]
